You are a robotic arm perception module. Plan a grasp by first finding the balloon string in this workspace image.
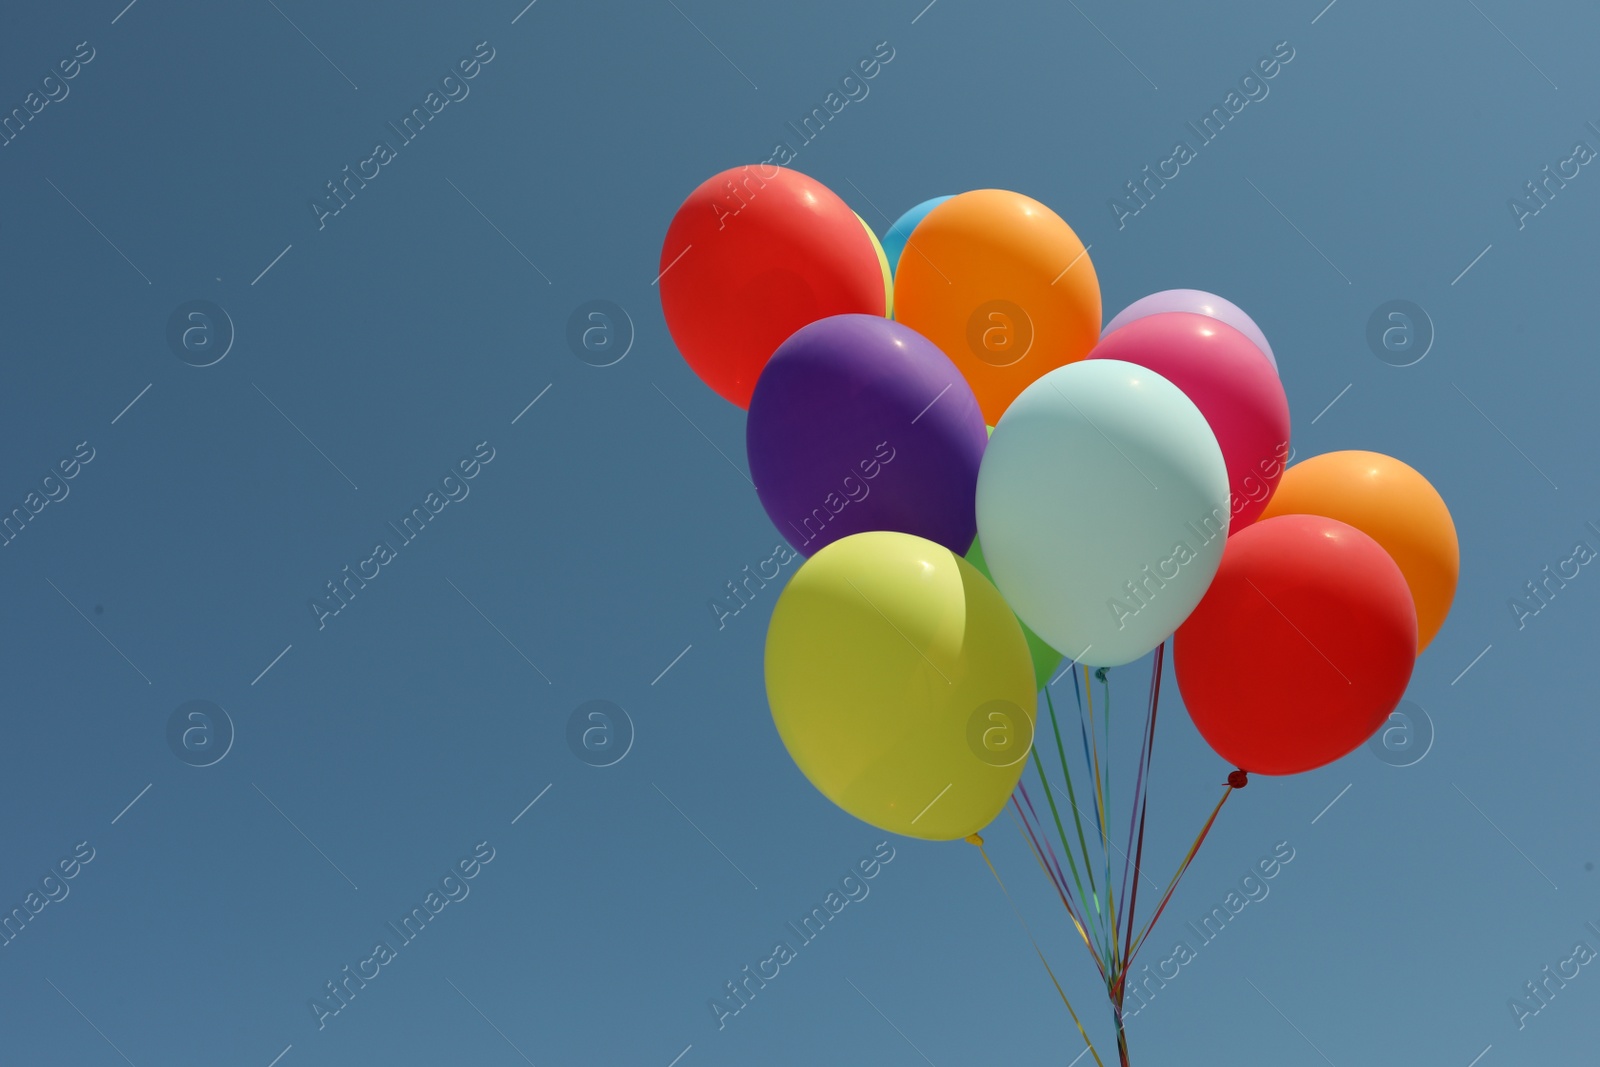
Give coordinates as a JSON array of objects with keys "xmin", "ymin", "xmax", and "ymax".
[
  {"xmin": 1015, "ymin": 781, "xmax": 1087, "ymax": 935},
  {"xmin": 1008, "ymin": 800, "xmax": 1107, "ymax": 984},
  {"xmin": 1076, "ymin": 669, "xmax": 1114, "ymax": 962},
  {"xmin": 1047, "ymin": 683, "xmax": 1107, "ymax": 948},
  {"xmin": 1098, "ymin": 667, "xmax": 1116, "ymax": 970},
  {"xmin": 1011, "ymin": 787, "xmax": 1072, "ymax": 916},
  {"xmin": 1121, "ymin": 792, "xmax": 1154, "ymax": 1008},
  {"xmin": 971, "ymin": 835, "xmax": 1107, "ymax": 1067},
  {"xmin": 1084, "ymin": 665, "xmax": 1110, "ymax": 867},
  {"xmin": 1076, "ymin": 670, "xmax": 1108, "ymax": 878},
  {"xmin": 1025, "ymin": 743, "xmax": 1092, "ymax": 922},
  {"xmin": 1010, "ymin": 793, "xmax": 1086, "ymax": 943},
  {"xmin": 1014, "ymin": 783, "xmax": 1107, "ymax": 984},
  {"xmin": 1123, "ymin": 784, "xmax": 1232, "ymax": 973},
  {"xmin": 1027, "ymin": 737, "xmax": 1103, "ymax": 959},
  {"xmin": 1056, "ymin": 684, "xmax": 1107, "ymax": 966},
  {"xmin": 1119, "ymin": 644, "xmax": 1164, "ymax": 971},
  {"xmin": 1121, "ymin": 777, "xmax": 1240, "ymax": 977},
  {"xmin": 1114, "ymin": 656, "xmax": 1153, "ymax": 944}
]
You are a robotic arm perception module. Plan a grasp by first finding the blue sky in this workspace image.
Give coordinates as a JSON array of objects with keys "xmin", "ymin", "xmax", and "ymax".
[{"xmin": 0, "ymin": 1, "xmax": 1596, "ymax": 1065}]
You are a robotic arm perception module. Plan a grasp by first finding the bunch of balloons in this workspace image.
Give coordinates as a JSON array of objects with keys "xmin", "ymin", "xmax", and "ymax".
[
  {"xmin": 659, "ymin": 164, "xmax": 1458, "ymax": 1062},
  {"xmin": 660, "ymin": 162, "xmax": 1457, "ymax": 827}
]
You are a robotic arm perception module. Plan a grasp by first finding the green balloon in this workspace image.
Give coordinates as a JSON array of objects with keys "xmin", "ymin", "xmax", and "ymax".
[{"xmin": 966, "ymin": 534, "xmax": 1063, "ymax": 691}]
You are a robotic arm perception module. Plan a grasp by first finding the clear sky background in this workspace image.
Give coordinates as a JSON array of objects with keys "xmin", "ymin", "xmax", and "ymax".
[{"xmin": 0, "ymin": 1, "xmax": 1596, "ymax": 1065}]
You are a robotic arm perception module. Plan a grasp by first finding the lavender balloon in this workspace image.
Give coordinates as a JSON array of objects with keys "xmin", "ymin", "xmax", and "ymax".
[
  {"xmin": 747, "ymin": 314, "xmax": 988, "ymax": 557},
  {"xmin": 1103, "ymin": 289, "xmax": 1277, "ymax": 372}
]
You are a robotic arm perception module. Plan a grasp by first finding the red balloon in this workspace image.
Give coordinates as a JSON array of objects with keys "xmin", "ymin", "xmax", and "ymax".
[
  {"xmin": 659, "ymin": 166, "xmax": 887, "ymax": 408},
  {"xmin": 1174, "ymin": 514, "xmax": 1417, "ymax": 775},
  {"xmin": 1091, "ymin": 312, "xmax": 1290, "ymax": 533}
]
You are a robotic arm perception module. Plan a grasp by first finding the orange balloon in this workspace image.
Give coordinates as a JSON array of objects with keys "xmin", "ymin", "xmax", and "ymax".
[
  {"xmin": 894, "ymin": 190, "xmax": 1101, "ymax": 423},
  {"xmin": 1258, "ymin": 451, "xmax": 1458, "ymax": 653}
]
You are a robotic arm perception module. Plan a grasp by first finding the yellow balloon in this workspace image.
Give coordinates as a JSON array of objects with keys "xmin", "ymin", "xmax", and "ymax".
[
  {"xmin": 856, "ymin": 212, "xmax": 894, "ymax": 319},
  {"xmin": 765, "ymin": 530, "xmax": 1036, "ymax": 841}
]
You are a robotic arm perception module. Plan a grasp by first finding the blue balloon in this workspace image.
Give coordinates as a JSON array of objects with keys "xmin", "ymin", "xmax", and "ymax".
[{"xmin": 882, "ymin": 196, "xmax": 954, "ymax": 279}]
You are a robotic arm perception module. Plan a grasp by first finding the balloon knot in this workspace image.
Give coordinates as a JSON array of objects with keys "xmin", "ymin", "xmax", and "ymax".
[
  {"xmin": 965, "ymin": 833, "xmax": 985, "ymax": 847},
  {"xmin": 1093, "ymin": 667, "xmax": 1108, "ymax": 682},
  {"xmin": 1227, "ymin": 770, "xmax": 1249, "ymax": 789}
]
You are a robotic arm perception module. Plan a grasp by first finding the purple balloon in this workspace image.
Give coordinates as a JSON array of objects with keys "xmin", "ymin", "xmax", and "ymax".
[
  {"xmin": 1103, "ymin": 289, "xmax": 1277, "ymax": 372},
  {"xmin": 747, "ymin": 314, "xmax": 988, "ymax": 557}
]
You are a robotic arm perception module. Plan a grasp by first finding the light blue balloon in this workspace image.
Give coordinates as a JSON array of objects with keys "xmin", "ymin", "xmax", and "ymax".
[
  {"xmin": 975, "ymin": 360, "xmax": 1231, "ymax": 668},
  {"xmin": 881, "ymin": 196, "xmax": 953, "ymax": 279}
]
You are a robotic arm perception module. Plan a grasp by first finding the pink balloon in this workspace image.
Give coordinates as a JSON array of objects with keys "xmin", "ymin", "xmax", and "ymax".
[
  {"xmin": 1090, "ymin": 313, "xmax": 1290, "ymax": 532},
  {"xmin": 1103, "ymin": 289, "xmax": 1277, "ymax": 373}
]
